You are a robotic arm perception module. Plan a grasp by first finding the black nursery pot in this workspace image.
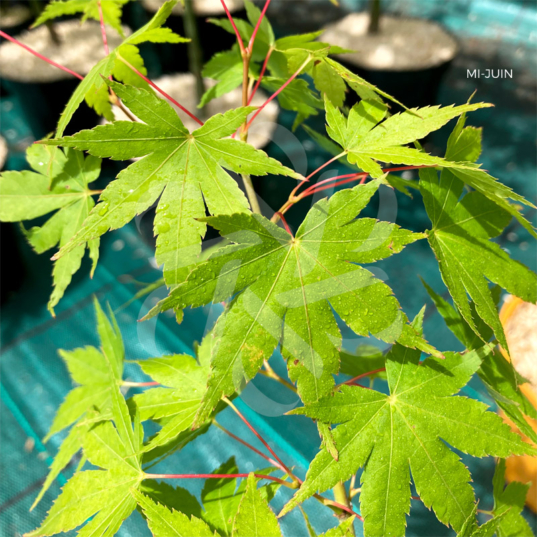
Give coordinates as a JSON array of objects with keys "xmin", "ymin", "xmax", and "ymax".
[
  {"xmin": 342, "ymin": 59, "xmax": 455, "ymax": 111},
  {"xmin": 1, "ymin": 78, "xmax": 99, "ymax": 139},
  {"xmin": 0, "ymin": 222, "xmax": 26, "ymax": 305},
  {"xmin": 139, "ymin": 6, "xmax": 247, "ymax": 74}
]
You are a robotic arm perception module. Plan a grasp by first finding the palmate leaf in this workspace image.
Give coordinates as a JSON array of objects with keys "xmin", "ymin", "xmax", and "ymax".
[
  {"xmin": 491, "ymin": 459, "xmax": 534, "ymax": 537},
  {"xmin": 421, "ymin": 279, "xmax": 537, "ymax": 443},
  {"xmin": 319, "ymin": 518, "xmax": 356, "ymax": 537},
  {"xmin": 200, "ymin": 458, "xmax": 280, "ymax": 537},
  {"xmin": 28, "ymin": 344, "xmax": 142, "ymax": 537},
  {"xmin": 202, "ymin": 4, "xmax": 404, "ymax": 127},
  {"xmin": 324, "ymin": 96, "xmax": 492, "ymax": 178},
  {"xmin": 32, "ymin": 299, "xmax": 124, "ymax": 509},
  {"xmin": 232, "ymin": 473, "xmax": 282, "ymax": 537},
  {"xmin": 147, "ymin": 179, "xmax": 436, "ymax": 426},
  {"xmin": 0, "ymin": 145, "xmax": 101, "ymax": 313},
  {"xmin": 140, "ymin": 480, "xmax": 203, "ymax": 519},
  {"xmin": 55, "ymin": 0, "xmax": 187, "ymax": 135},
  {"xmin": 420, "ymin": 117, "xmax": 537, "ymax": 350},
  {"xmin": 282, "ymin": 341, "xmax": 535, "ymax": 536},
  {"xmin": 33, "ymin": 0, "xmax": 130, "ymax": 36},
  {"xmin": 45, "ymin": 80, "xmax": 299, "ymax": 285},
  {"xmin": 202, "ymin": 458, "xmax": 247, "ymax": 536},
  {"xmin": 134, "ymin": 336, "xmax": 211, "ymax": 452},
  {"xmin": 132, "ymin": 489, "xmax": 215, "ymax": 537}
]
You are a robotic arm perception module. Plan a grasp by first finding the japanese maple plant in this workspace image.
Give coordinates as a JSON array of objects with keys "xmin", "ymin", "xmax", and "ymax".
[{"xmin": 1, "ymin": 1, "xmax": 536, "ymax": 536}]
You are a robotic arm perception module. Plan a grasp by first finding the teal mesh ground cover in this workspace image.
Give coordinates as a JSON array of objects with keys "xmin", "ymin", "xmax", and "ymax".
[{"xmin": 1, "ymin": 0, "xmax": 537, "ymax": 535}]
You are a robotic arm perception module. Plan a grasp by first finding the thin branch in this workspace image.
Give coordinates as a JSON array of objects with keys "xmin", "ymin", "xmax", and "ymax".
[
  {"xmin": 305, "ymin": 152, "xmax": 347, "ymax": 182},
  {"xmin": 260, "ymin": 361, "xmax": 297, "ymax": 393},
  {"xmin": 302, "ymin": 165, "xmax": 430, "ymax": 198},
  {"xmin": 248, "ymin": 47, "xmax": 273, "ymax": 105},
  {"xmin": 245, "ymin": 55, "xmax": 312, "ymax": 131},
  {"xmin": 220, "ymin": 0, "xmax": 245, "ymax": 55},
  {"xmin": 146, "ymin": 472, "xmax": 296, "ymax": 488},
  {"xmin": 115, "ymin": 99, "xmax": 138, "ymax": 122},
  {"xmin": 248, "ymin": 0, "xmax": 272, "ymax": 52},
  {"xmin": 116, "ymin": 54, "xmax": 204, "ymax": 126},
  {"xmin": 212, "ymin": 420, "xmax": 282, "ymax": 469},
  {"xmin": 301, "ymin": 172, "xmax": 366, "ymax": 197},
  {"xmin": 223, "ymin": 397, "xmax": 295, "ymax": 480},
  {"xmin": 0, "ymin": 30, "xmax": 84, "ymax": 81},
  {"xmin": 241, "ymin": 174, "xmax": 262, "ymax": 214}
]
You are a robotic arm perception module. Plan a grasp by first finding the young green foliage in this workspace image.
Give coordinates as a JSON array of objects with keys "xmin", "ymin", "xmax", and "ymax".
[
  {"xmin": 422, "ymin": 279, "xmax": 537, "ymax": 443},
  {"xmin": 133, "ymin": 338, "xmax": 212, "ymax": 452},
  {"xmin": 420, "ymin": 116, "xmax": 537, "ymax": 350},
  {"xmin": 45, "ymin": 80, "xmax": 299, "ymax": 285},
  {"xmin": 31, "ymin": 300, "xmax": 124, "ymax": 509},
  {"xmin": 55, "ymin": 0, "xmax": 188, "ymax": 134},
  {"xmin": 27, "ymin": 325, "xmax": 141, "ymax": 537},
  {"xmin": 33, "ymin": 0, "xmax": 131, "ymax": 36},
  {"xmin": 201, "ymin": 458, "xmax": 247, "ymax": 536},
  {"xmin": 132, "ymin": 489, "xmax": 215, "ymax": 537},
  {"xmin": 283, "ymin": 341, "xmax": 535, "ymax": 535},
  {"xmin": 202, "ymin": 2, "xmax": 402, "ymax": 127},
  {"xmin": 323, "ymin": 96, "xmax": 492, "ymax": 177},
  {"xmin": 491, "ymin": 459, "xmax": 534, "ymax": 537},
  {"xmin": 232, "ymin": 473, "xmax": 282, "ymax": 537},
  {"xmin": 147, "ymin": 179, "xmax": 436, "ymax": 426},
  {"xmin": 0, "ymin": 145, "xmax": 101, "ymax": 312}
]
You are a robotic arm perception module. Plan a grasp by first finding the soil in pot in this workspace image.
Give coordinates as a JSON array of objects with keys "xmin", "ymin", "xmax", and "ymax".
[
  {"xmin": 140, "ymin": 0, "xmax": 246, "ymax": 74},
  {"xmin": 106, "ymin": 73, "xmax": 279, "ymax": 248},
  {"xmin": 0, "ymin": 20, "xmax": 126, "ymax": 137},
  {"xmin": 322, "ymin": 12, "xmax": 458, "ymax": 110}
]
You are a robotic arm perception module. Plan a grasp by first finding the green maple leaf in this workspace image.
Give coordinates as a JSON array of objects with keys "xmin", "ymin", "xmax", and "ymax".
[
  {"xmin": 134, "ymin": 337, "xmax": 211, "ymax": 452},
  {"xmin": 45, "ymin": 80, "xmax": 299, "ymax": 285},
  {"xmin": 320, "ymin": 518, "xmax": 356, "ymax": 537},
  {"xmin": 28, "ymin": 340, "xmax": 142, "ymax": 537},
  {"xmin": 202, "ymin": 6, "xmax": 402, "ymax": 127},
  {"xmin": 200, "ymin": 0, "xmax": 272, "ymax": 107},
  {"xmin": 281, "ymin": 341, "xmax": 535, "ymax": 536},
  {"xmin": 201, "ymin": 458, "xmax": 247, "ymax": 536},
  {"xmin": 424, "ymin": 112, "xmax": 536, "ymax": 237},
  {"xmin": 231, "ymin": 473, "xmax": 282, "ymax": 537},
  {"xmin": 0, "ymin": 145, "xmax": 101, "ymax": 312},
  {"xmin": 456, "ymin": 504, "xmax": 509, "ymax": 537},
  {"xmin": 324, "ymin": 95, "xmax": 492, "ymax": 177},
  {"xmin": 132, "ymin": 489, "xmax": 216, "ymax": 537},
  {"xmin": 33, "ymin": 0, "xmax": 130, "ymax": 36},
  {"xmin": 491, "ymin": 459, "xmax": 534, "ymax": 537},
  {"xmin": 147, "ymin": 179, "xmax": 436, "ymax": 426},
  {"xmin": 421, "ymin": 279, "xmax": 537, "ymax": 443},
  {"xmin": 302, "ymin": 124, "xmax": 420, "ymax": 198},
  {"xmin": 199, "ymin": 458, "xmax": 279, "ymax": 536},
  {"xmin": 55, "ymin": 0, "xmax": 188, "ymax": 135},
  {"xmin": 420, "ymin": 116, "xmax": 537, "ymax": 350},
  {"xmin": 140, "ymin": 480, "xmax": 203, "ymax": 519},
  {"xmin": 31, "ymin": 299, "xmax": 124, "ymax": 509}
]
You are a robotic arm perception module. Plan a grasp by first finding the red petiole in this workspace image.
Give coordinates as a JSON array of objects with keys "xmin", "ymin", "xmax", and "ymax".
[
  {"xmin": 248, "ymin": 46, "xmax": 273, "ymax": 105},
  {"xmin": 248, "ymin": 0, "xmax": 272, "ymax": 52},
  {"xmin": 116, "ymin": 55, "xmax": 204, "ymax": 126},
  {"xmin": 0, "ymin": 30, "xmax": 84, "ymax": 81},
  {"xmin": 220, "ymin": 0, "xmax": 246, "ymax": 55},
  {"xmin": 97, "ymin": 0, "xmax": 110, "ymax": 56}
]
